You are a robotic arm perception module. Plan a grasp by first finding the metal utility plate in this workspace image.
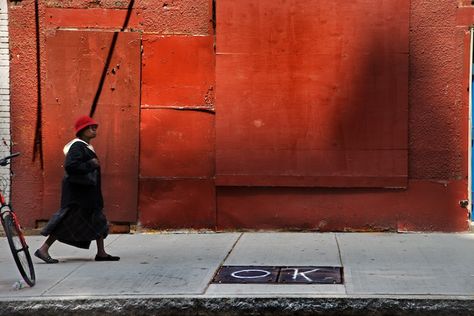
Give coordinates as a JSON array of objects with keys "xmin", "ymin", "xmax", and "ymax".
[{"xmin": 212, "ymin": 266, "xmax": 343, "ymax": 284}]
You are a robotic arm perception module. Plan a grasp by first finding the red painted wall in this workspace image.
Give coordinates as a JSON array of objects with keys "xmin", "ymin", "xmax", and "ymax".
[
  {"xmin": 7, "ymin": 0, "xmax": 473, "ymax": 231},
  {"xmin": 216, "ymin": 0, "xmax": 409, "ymax": 189},
  {"xmin": 42, "ymin": 30, "xmax": 141, "ymax": 223}
]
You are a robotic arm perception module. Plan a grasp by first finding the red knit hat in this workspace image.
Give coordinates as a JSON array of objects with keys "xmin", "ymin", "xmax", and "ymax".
[{"xmin": 74, "ymin": 115, "xmax": 98, "ymax": 135}]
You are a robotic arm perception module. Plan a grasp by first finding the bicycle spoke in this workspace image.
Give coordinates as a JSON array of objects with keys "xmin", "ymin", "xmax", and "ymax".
[{"xmin": 13, "ymin": 246, "xmax": 28, "ymax": 254}]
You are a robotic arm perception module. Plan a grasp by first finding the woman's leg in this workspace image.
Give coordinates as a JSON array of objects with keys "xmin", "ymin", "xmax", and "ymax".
[
  {"xmin": 96, "ymin": 237, "xmax": 107, "ymax": 257},
  {"xmin": 34, "ymin": 235, "xmax": 59, "ymax": 263},
  {"xmin": 95, "ymin": 237, "xmax": 120, "ymax": 261},
  {"xmin": 39, "ymin": 235, "xmax": 57, "ymax": 253}
]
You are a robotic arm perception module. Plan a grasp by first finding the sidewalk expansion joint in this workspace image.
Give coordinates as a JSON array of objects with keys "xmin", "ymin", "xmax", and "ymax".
[
  {"xmin": 334, "ymin": 233, "xmax": 344, "ymax": 267},
  {"xmin": 40, "ymin": 261, "xmax": 89, "ymax": 296},
  {"xmin": 202, "ymin": 232, "xmax": 243, "ymax": 294}
]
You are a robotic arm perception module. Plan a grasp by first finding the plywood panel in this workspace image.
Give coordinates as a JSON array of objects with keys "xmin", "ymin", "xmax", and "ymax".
[
  {"xmin": 139, "ymin": 179, "xmax": 216, "ymax": 229},
  {"xmin": 43, "ymin": 30, "xmax": 140, "ymax": 222},
  {"xmin": 216, "ymin": 0, "xmax": 409, "ymax": 187},
  {"xmin": 140, "ymin": 109, "xmax": 215, "ymax": 178},
  {"xmin": 142, "ymin": 35, "xmax": 215, "ymax": 107}
]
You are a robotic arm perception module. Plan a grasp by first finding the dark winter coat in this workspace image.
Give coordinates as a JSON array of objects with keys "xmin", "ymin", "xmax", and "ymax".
[
  {"xmin": 61, "ymin": 141, "xmax": 104, "ymax": 210},
  {"xmin": 40, "ymin": 139, "xmax": 108, "ymax": 249}
]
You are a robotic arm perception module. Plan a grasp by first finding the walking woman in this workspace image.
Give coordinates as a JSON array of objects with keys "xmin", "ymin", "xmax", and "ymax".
[{"xmin": 34, "ymin": 115, "xmax": 120, "ymax": 263}]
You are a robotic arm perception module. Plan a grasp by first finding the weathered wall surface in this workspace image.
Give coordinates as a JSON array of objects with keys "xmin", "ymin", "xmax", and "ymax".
[
  {"xmin": 410, "ymin": 0, "xmax": 467, "ymax": 180},
  {"xmin": 9, "ymin": 1, "xmax": 43, "ymax": 226},
  {"xmin": 9, "ymin": 0, "xmax": 215, "ymax": 229},
  {"xmin": 7, "ymin": 0, "xmax": 473, "ymax": 231},
  {"xmin": 215, "ymin": 0, "xmax": 470, "ymax": 232}
]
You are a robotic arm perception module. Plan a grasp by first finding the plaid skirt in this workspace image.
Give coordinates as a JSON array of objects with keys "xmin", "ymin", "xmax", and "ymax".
[{"xmin": 41, "ymin": 205, "xmax": 109, "ymax": 249}]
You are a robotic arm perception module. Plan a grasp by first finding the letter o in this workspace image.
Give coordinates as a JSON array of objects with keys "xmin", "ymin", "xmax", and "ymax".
[{"xmin": 231, "ymin": 269, "xmax": 271, "ymax": 279}]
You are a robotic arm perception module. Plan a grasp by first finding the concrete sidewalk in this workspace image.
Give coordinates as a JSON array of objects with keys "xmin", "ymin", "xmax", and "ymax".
[{"xmin": 1, "ymin": 232, "xmax": 474, "ymax": 315}]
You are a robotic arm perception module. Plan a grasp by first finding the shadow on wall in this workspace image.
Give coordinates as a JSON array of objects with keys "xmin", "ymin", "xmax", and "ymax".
[
  {"xmin": 215, "ymin": 0, "xmax": 469, "ymax": 232},
  {"xmin": 215, "ymin": 0, "xmax": 408, "ymax": 186}
]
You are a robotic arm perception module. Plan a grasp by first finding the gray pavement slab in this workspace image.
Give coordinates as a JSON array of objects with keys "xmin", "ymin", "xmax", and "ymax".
[
  {"xmin": 0, "ymin": 233, "xmax": 240, "ymax": 298},
  {"xmin": 337, "ymin": 233, "xmax": 474, "ymax": 295},
  {"xmin": 224, "ymin": 232, "xmax": 341, "ymax": 266},
  {"xmin": 42, "ymin": 234, "xmax": 238, "ymax": 295},
  {"xmin": 41, "ymin": 233, "xmax": 240, "ymax": 296},
  {"xmin": 0, "ymin": 234, "xmax": 118, "ymax": 298}
]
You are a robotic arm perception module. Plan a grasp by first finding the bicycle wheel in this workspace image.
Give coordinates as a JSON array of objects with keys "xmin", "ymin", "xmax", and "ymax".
[{"xmin": 2, "ymin": 212, "xmax": 36, "ymax": 286}]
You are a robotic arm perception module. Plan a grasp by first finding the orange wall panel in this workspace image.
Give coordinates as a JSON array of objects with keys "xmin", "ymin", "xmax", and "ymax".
[
  {"xmin": 142, "ymin": 35, "xmax": 215, "ymax": 108},
  {"xmin": 215, "ymin": 0, "xmax": 409, "ymax": 187},
  {"xmin": 43, "ymin": 30, "xmax": 141, "ymax": 222},
  {"xmin": 140, "ymin": 109, "xmax": 215, "ymax": 178},
  {"xmin": 139, "ymin": 179, "xmax": 216, "ymax": 229}
]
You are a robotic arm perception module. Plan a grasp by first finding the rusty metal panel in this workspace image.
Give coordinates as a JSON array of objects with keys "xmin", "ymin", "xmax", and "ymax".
[
  {"xmin": 139, "ymin": 179, "xmax": 216, "ymax": 229},
  {"xmin": 142, "ymin": 35, "xmax": 215, "ymax": 108},
  {"xmin": 43, "ymin": 30, "xmax": 140, "ymax": 222},
  {"xmin": 140, "ymin": 109, "xmax": 215, "ymax": 178},
  {"xmin": 215, "ymin": 0, "xmax": 409, "ymax": 187}
]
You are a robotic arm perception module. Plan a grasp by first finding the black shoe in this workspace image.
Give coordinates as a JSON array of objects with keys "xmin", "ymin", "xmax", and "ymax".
[
  {"xmin": 34, "ymin": 249, "xmax": 59, "ymax": 264},
  {"xmin": 95, "ymin": 254, "xmax": 120, "ymax": 261}
]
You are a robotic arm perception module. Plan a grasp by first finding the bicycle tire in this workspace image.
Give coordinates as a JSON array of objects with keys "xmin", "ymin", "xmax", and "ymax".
[{"xmin": 2, "ymin": 212, "xmax": 36, "ymax": 286}]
